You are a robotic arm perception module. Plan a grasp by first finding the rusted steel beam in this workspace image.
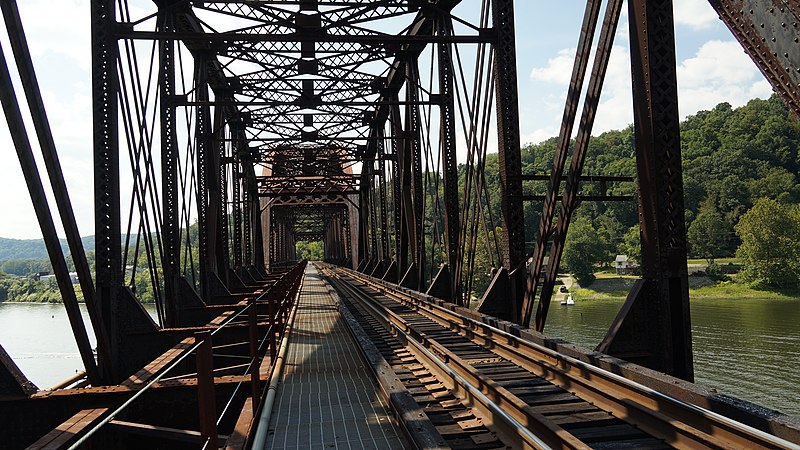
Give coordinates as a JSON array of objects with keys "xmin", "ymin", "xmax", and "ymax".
[
  {"xmin": 107, "ymin": 420, "xmax": 228, "ymax": 446},
  {"xmin": 25, "ymin": 408, "xmax": 108, "ymax": 450},
  {"xmin": 1, "ymin": 263, "xmax": 298, "ymax": 449},
  {"xmin": 223, "ymin": 398, "xmax": 254, "ymax": 450},
  {"xmin": 0, "ymin": 40, "xmax": 100, "ymax": 385},
  {"xmin": 526, "ymin": 0, "xmax": 623, "ymax": 330},
  {"xmin": 91, "ymin": 0, "xmax": 123, "ymax": 381},
  {"xmin": 708, "ymin": 0, "xmax": 800, "ymax": 116},
  {"xmin": 247, "ymin": 300, "xmax": 261, "ymax": 409},
  {"xmin": 598, "ymin": 0, "xmax": 694, "ymax": 382},
  {"xmin": 195, "ymin": 331, "xmax": 218, "ymax": 446},
  {"xmin": 0, "ymin": 1, "xmax": 111, "ymax": 382}
]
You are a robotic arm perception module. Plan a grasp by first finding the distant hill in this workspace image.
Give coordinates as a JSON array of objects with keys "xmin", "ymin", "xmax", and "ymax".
[{"xmin": 0, "ymin": 236, "xmax": 95, "ymax": 260}]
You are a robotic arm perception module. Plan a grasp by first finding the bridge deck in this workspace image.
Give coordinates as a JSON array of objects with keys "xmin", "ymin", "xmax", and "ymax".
[{"xmin": 263, "ymin": 265, "xmax": 406, "ymax": 450}]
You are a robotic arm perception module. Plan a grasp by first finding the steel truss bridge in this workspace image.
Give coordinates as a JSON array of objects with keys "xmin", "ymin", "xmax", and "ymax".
[{"xmin": 0, "ymin": 0, "xmax": 799, "ymax": 449}]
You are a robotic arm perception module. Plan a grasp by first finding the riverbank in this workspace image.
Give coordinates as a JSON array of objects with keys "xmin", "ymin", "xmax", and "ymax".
[{"xmin": 571, "ymin": 273, "xmax": 799, "ymax": 300}]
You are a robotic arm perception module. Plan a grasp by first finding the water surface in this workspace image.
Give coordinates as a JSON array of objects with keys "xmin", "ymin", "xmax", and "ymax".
[
  {"xmin": 1, "ymin": 298, "xmax": 797, "ymax": 417},
  {"xmin": 0, "ymin": 302, "xmax": 156, "ymax": 389},
  {"xmin": 544, "ymin": 296, "xmax": 800, "ymax": 416}
]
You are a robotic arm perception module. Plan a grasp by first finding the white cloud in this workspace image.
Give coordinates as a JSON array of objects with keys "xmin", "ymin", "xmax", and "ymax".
[
  {"xmin": 676, "ymin": 40, "xmax": 773, "ymax": 116},
  {"xmin": 0, "ymin": 1, "xmax": 94, "ymax": 239},
  {"xmin": 526, "ymin": 43, "xmax": 634, "ymax": 139},
  {"xmin": 593, "ymin": 45, "xmax": 634, "ymax": 134},
  {"xmin": 673, "ymin": 0, "xmax": 719, "ymax": 30},
  {"xmin": 17, "ymin": 0, "xmax": 90, "ymax": 69},
  {"xmin": 530, "ymin": 48, "xmax": 575, "ymax": 85},
  {"xmin": 523, "ymin": 36, "xmax": 773, "ymax": 149}
]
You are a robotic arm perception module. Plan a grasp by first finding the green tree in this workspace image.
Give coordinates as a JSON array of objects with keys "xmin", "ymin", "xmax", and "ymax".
[
  {"xmin": 296, "ymin": 241, "xmax": 324, "ymax": 261},
  {"xmin": 562, "ymin": 218, "xmax": 608, "ymax": 286},
  {"xmin": 687, "ymin": 206, "xmax": 730, "ymax": 263},
  {"xmin": 735, "ymin": 198, "xmax": 800, "ymax": 288},
  {"xmin": 619, "ymin": 224, "xmax": 641, "ymax": 264},
  {"xmin": 467, "ymin": 226, "xmax": 502, "ymax": 300}
]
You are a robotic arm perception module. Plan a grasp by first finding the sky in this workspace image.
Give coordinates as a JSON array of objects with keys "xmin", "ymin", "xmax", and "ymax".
[{"xmin": 0, "ymin": 0, "xmax": 773, "ymax": 240}]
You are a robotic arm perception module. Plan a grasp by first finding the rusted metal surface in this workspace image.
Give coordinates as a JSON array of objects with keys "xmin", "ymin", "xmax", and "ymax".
[
  {"xmin": 195, "ymin": 331, "xmax": 218, "ymax": 447},
  {"xmin": 26, "ymin": 408, "xmax": 109, "ymax": 450},
  {"xmin": 0, "ymin": 263, "xmax": 305, "ymax": 450},
  {"xmin": 708, "ymin": 0, "xmax": 800, "ymax": 116},
  {"xmin": 0, "ymin": 37, "xmax": 100, "ymax": 385},
  {"xmin": 324, "ymin": 264, "xmax": 800, "ymax": 450},
  {"xmin": 3, "ymin": 0, "xmax": 800, "ymax": 447},
  {"xmin": 529, "ymin": 0, "xmax": 624, "ymax": 331},
  {"xmin": 598, "ymin": 0, "xmax": 694, "ymax": 381}
]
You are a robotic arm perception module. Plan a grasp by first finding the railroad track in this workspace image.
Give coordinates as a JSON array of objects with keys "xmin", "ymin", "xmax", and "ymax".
[{"xmin": 317, "ymin": 263, "xmax": 799, "ymax": 450}]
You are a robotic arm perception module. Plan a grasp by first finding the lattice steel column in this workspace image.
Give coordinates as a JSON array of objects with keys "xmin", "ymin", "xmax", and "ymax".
[
  {"xmin": 92, "ymin": 0, "xmax": 121, "ymax": 376},
  {"xmin": 598, "ymin": 0, "xmax": 693, "ymax": 381},
  {"xmin": 195, "ymin": 54, "xmax": 212, "ymax": 298},
  {"xmin": 232, "ymin": 156, "xmax": 243, "ymax": 269},
  {"xmin": 437, "ymin": 14, "xmax": 462, "ymax": 303},
  {"xmin": 159, "ymin": 9, "xmax": 180, "ymax": 326},
  {"xmin": 377, "ymin": 136, "xmax": 390, "ymax": 264},
  {"xmin": 708, "ymin": 0, "xmax": 800, "ymax": 116},
  {"xmin": 391, "ymin": 101, "xmax": 409, "ymax": 278},
  {"xmin": 214, "ymin": 110, "xmax": 230, "ymax": 281},
  {"xmin": 407, "ymin": 62, "xmax": 425, "ymax": 290},
  {"xmin": 492, "ymin": 0, "xmax": 525, "ymax": 274},
  {"xmin": 478, "ymin": 0, "xmax": 525, "ymax": 322}
]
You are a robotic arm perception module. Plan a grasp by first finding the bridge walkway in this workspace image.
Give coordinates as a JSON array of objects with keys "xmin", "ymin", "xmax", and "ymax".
[{"xmin": 262, "ymin": 265, "xmax": 407, "ymax": 450}]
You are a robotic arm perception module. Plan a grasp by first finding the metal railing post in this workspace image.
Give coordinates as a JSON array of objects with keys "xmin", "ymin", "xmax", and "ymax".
[
  {"xmin": 248, "ymin": 299, "xmax": 261, "ymax": 409},
  {"xmin": 195, "ymin": 331, "xmax": 218, "ymax": 447},
  {"xmin": 268, "ymin": 293, "xmax": 277, "ymax": 361}
]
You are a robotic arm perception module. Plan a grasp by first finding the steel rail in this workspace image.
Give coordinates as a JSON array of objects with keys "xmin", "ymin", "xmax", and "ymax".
[
  {"xmin": 323, "ymin": 267, "xmax": 562, "ymax": 450},
  {"xmin": 332, "ymin": 265, "xmax": 800, "ymax": 450}
]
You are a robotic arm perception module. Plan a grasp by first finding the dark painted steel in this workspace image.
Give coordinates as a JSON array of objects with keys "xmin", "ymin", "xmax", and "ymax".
[
  {"xmin": 0, "ymin": 42, "xmax": 100, "ymax": 385},
  {"xmin": 708, "ymin": 0, "xmax": 800, "ymax": 116},
  {"xmin": 159, "ymin": 9, "xmax": 181, "ymax": 327},
  {"xmin": 195, "ymin": 54, "xmax": 212, "ymax": 299},
  {"xmin": 436, "ymin": 14, "xmax": 463, "ymax": 305},
  {"xmin": 492, "ymin": 0, "xmax": 526, "ymax": 276},
  {"xmin": 0, "ymin": 0, "xmax": 111, "ymax": 382},
  {"xmin": 92, "ymin": 0, "xmax": 122, "ymax": 381},
  {"xmin": 519, "ymin": 0, "xmax": 604, "ymax": 327},
  {"xmin": 598, "ymin": 0, "xmax": 694, "ymax": 382},
  {"xmin": 530, "ymin": 0, "xmax": 624, "ymax": 331}
]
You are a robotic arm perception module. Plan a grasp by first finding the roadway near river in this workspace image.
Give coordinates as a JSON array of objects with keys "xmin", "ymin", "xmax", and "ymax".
[{"xmin": 0, "ymin": 298, "xmax": 798, "ymax": 416}]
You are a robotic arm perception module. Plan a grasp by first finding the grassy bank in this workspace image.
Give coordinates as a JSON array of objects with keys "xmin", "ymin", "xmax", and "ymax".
[{"xmin": 570, "ymin": 272, "xmax": 798, "ymax": 300}]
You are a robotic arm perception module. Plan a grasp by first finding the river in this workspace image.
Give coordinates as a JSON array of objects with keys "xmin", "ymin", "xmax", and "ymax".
[
  {"xmin": 545, "ymin": 296, "xmax": 800, "ymax": 416},
  {"xmin": 0, "ymin": 302, "xmax": 157, "ymax": 389},
  {"xmin": 0, "ymin": 298, "xmax": 798, "ymax": 416}
]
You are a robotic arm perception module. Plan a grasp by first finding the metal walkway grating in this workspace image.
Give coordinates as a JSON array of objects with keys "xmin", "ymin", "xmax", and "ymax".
[{"xmin": 263, "ymin": 265, "xmax": 406, "ymax": 450}]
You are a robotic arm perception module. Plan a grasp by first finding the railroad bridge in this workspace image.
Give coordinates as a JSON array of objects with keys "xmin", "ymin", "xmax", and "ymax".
[{"xmin": 0, "ymin": 0, "xmax": 799, "ymax": 448}]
